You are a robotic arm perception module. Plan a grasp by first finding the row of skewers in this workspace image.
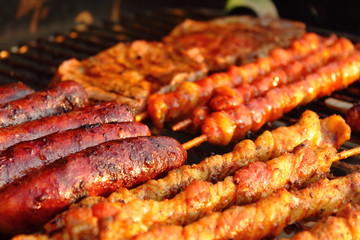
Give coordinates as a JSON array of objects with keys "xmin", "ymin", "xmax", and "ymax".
[
  {"xmin": 146, "ymin": 33, "xmax": 360, "ymax": 148},
  {"xmin": 12, "ymin": 110, "xmax": 360, "ymax": 240}
]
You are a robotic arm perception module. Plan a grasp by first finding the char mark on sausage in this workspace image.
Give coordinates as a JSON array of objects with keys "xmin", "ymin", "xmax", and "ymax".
[
  {"xmin": 0, "ymin": 81, "xmax": 88, "ymax": 128},
  {"xmin": 0, "ymin": 122, "xmax": 151, "ymax": 189},
  {"xmin": 0, "ymin": 101, "xmax": 134, "ymax": 152},
  {"xmin": 0, "ymin": 136, "xmax": 186, "ymax": 236}
]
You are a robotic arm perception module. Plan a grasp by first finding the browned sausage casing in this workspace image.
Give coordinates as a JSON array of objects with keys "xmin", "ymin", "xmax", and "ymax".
[
  {"xmin": 346, "ymin": 102, "xmax": 360, "ymax": 133},
  {"xmin": 0, "ymin": 82, "xmax": 35, "ymax": 104},
  {"xmin": 0, "ymin": 80, "xmax": 88, "ymax": 128},
  {"xmin": 0, "ymin": 122, "xmax": 151, "ymax": 189},
  {"xmin": 0, "ymin": 101, "xmax": 134, "ymax": 151},
  {"xmin": 0, "ymin": 136, "xmax": 186, "ymax": 235}
]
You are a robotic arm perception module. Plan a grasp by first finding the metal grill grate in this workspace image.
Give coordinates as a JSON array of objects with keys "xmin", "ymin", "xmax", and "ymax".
[{"xmin": 0, "ymin": 8, "xmax": 221, "ymax": 89}]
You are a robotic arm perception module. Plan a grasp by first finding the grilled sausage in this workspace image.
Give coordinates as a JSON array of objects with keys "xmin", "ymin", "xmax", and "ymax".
[
  {"xmin": 0, "ymin": 136, "xmax": 186, "ymax": 235},
  {"xmin": 0, "ymin": 82, "xmax": 35, "ymax": 104},
  {"xmin": 0, "ymin": 80, "xmax": 88, "ymax": 128},
  {"xmin": 346, "ymin": 102, "xmax": 360, "ymax": 133},
  {"xmin": 0, "ymin": 122, "xmax": 151, "ymax": 189},
  {"xmin": 0, "ymin": 101, "xmax": 134, "ymax": 152}
]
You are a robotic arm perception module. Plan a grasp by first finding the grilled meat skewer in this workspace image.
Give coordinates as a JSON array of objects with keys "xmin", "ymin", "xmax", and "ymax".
[
  {"xmin": 130, "ymin": 111, "xmax": 349, "ymax": 201},
  {"xmin": 148, "ymin": 33, "xmax": 335, "ymax": 129},
  {"xmin": 0, "ymin": 82, "xmax": 34, "ymax": 104},
  {"xmin": 198, "ymin": 49, "xmax": 360, "ymax": 146},
  {"xmin": 283, "ymin": 203, "xmax": 360, "ymax": 240},
  {"xmin": 55, "ymin": 143, "xmax": 360, "ymax": 240},
  {"xmin": 0, "ymin": 122, "xmax": 151, "ymax": 189},
  {"xmin": 0, "ymin": 81, "xmax": 88, "ymax": 128},
  {"xmin": 0, "ymin": 136, "xmax": 186, "ymax": 235},
  {"xmin": 43, "ymin": 110, "xmax": 350, "ymax": 235},
  {"xmin": 134, "ymin": 173, "xmax": 360, "ymax": 240},
  {"xmin": 181, "ymin": 37, "xmax": 354, "ymax": 133},
  {"xmin": 0, "ymin": 101, "xmax": 133, "ymax": 152},
  {"xmin": 208, "ymin": 37, "xmax": 354, "ymax": 112}
]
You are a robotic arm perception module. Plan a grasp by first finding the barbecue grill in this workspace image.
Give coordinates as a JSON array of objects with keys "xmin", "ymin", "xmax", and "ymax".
[
  {"xmin": 1, "ymin": 4, "xmax": 358, "ymax": 160},
  {"xmin": 0, "ymin": 1, "xmax": 359, "ymax": 238}
]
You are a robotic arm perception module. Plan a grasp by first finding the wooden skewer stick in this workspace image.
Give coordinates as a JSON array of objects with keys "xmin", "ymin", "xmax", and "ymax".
[
  {"xmin": 172, "ymin": 118, "xmax": 192, "ymax": 131},
  {"xmin": 329, "ymin": 146, "xmax": 360, "ymax": 174},
  {"xmin": 332, "ymin": 146, "xmax": 360, "ymax": 162},
  {"xmin": 182, "ymin": 134, "xmax": 208, "ymax": 150},
  {"xmin": 135, "ymin": 112, "xmax": 148, "ymax": 122},
  {"xmin": 324, "ymin": 97, "xmax": 353, "ymax": 114}
]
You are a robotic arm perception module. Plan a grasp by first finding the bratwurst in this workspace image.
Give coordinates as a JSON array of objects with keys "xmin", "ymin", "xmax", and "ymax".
[
  {"xmin": 0, "ymin": 136, "xmax": 186, "ymax": 236},
  {"xmin": 0, "ymin": 122, "xmax": 151, "ymax": 189},
  {"xmin": 0, "ymin": 80, "xmax": 88, "ymax": 128},
  {"xmin": 0, "ymin": 101, "xmax": 134, "ymax": 151}
]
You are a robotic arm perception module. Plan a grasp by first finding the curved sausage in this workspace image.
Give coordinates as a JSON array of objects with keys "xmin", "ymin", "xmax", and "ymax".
[
  {"xmin": 0, "ymin": 101, "xmax": 134, "ymax": 151},
  {"xmin": 0, "ymin": 136, "xmax": 186, "ymax": 235},
  {"xmin": 0, "ymin": 80, "xmax": 88, "ymax": 128},
  {"xmin": 0, "ymin": 122, "xmax": 151, "ymax": 189},
  {"xmin": 0, "ymin": 82, "xmax": 35, "ymax": 104}
]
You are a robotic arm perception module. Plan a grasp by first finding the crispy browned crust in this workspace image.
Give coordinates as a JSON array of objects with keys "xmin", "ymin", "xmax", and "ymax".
[
  {"xmin": 14, "ymin": 179, "xmax": 360, "ymax": 240},
  {"xmin": 0, "ymin": 136, "xmax": 186, "ymax": 236},
  {"xmin": 285, "ymin": 203, "xmax": 360, "ymax": 240},
  {"xmin": 129, "ymin": 111, "xmax": 349, "ymax": 201},
  {"xmin": 133, "ymin": 173, "xmax": 360, "ymax": 240},
  {"xmin": 0, "ymin": 122, "xmax": 151, "ymax": 189},
  {"xmin": 0, "ymin": 101, "xmax": 134, "ymax": 151},
  {"xmin": 0, "ymin": 81, "xmax": 88, "ymax": 128}
]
